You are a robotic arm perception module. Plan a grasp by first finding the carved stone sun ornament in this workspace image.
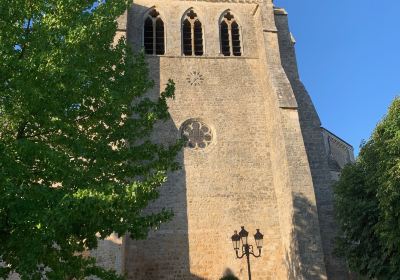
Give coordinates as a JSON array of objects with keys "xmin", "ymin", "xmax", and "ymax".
[
  {"xmin": 181, "ymin": 119, "xmax": 213, "ymax": 149},
  {"xmin": 186, "ymin": 71, "xmax": 204, "ymax": 86}
]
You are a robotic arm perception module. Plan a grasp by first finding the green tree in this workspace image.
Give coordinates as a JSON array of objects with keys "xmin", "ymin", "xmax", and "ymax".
[
  {"xmin": 0, "ymin": 1, "xmax": 181, "ymax": 279},
  {"xmin": 334, "ymin": 97, "xmax": 400, "ymax": 279}
]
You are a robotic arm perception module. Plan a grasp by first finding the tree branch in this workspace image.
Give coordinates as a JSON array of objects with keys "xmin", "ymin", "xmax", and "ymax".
[
  {"xmin": 19, "ymin": 2, "xmax": 33, "ymax": 60},
  {"xmin": 16, "ymin": 121, "xmax": 28, "ymax": 139}
]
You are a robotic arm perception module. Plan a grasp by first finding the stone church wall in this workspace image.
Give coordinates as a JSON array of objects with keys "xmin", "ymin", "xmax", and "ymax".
[
  {"xmin": 274, "ymin": 8, "xmax": 351, "ymax": 279},
  {"xmin": 124, "ymin": 2, "xmax": 287, "ymax": 278},
  {"xmin": 2, "ymin": 1, "xmax": 353, "ymax": 280},
  {"xmin": 118, "ymin": 0, "xmax": 330, "ymax": 279},
  {"xmin": 93, "ymin": 0, "xmax": 350, "ymax": 279}
]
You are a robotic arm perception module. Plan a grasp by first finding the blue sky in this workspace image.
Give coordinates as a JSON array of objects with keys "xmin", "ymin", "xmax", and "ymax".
[{"xmin": 274, "ymin": 0, "xmax": 400, "ymax": 155}]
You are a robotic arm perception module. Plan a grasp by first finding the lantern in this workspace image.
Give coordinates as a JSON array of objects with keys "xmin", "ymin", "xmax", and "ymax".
[
  {"xmin": 239, "ymin": 226, "xmax": 249, "ymax": 245},
  {"xmin": 254, "ymin": 229, "xmax": 264, "ymax": 249},
  {"xmin": 231, "ymin": 230, "xmax": 241, "ymax": 250}
]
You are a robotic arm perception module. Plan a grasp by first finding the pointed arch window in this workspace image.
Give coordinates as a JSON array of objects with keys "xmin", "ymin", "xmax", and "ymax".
[
  {"xmin": 182, "ymin": 10, "xmax": 203, "ymax": 56},
  {"xmin": 220, "ymin": 12, "xmax": 241, "ymax": 56},
  {"xmin": 143, "ymin": 9, "xmax": 165, "ymax": 55}
]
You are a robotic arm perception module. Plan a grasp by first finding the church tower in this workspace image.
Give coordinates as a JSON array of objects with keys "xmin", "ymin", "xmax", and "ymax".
[{"xmin": 106, "ymin": 0, "xmax": 353, "ymax": 279}]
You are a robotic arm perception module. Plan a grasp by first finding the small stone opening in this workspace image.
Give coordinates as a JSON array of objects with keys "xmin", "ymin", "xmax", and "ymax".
[
  {"xmin": 231, "ymin": 21, "xmax": 241, "ymax": 56},
  {"xmin": 143, "ymin": 17, "xmax": 153, "ymax": 54},
  {"xmin": 182, "ymin": 19, "xmax": 192, "ymax": 56},
  {"xmin": 193, "ymin": 20, "xmax": 203, "ymax": 56},
  {"xmin": 220, "ymin": 21, "xmax": 230, "ymax": 56},
  {"xmin": 155, "ymin": 18, "xmax": 165, "ymax": 55}
]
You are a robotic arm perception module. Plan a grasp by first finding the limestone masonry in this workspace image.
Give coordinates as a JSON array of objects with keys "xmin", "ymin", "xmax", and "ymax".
[{"xmin": 98, "ymin": 1, "xmax": 355, "ymax": 279}]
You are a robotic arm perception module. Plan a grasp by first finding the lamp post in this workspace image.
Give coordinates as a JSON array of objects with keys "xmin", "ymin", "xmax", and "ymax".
[{"xmin": 231, "ymin": 226, "xmax": 264, "ymax": 280}]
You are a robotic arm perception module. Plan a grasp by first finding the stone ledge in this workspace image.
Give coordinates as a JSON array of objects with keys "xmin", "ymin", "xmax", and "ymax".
[
  {"xmin": 144, "ymin": 55, "xmax": 260, "ymax": 59},
  {"xmin": 274, "ymin": 7, "xmax": 288, "ymax": 15},
  {"xmin": 179, "ymin": 0, "xmax": 262, "ymax": 3}
]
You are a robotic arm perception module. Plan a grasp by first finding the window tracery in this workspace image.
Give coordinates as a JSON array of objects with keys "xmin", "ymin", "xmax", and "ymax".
[
  {"xmin": 181, "ymin": 119, "xmax": 213, "ymax": 149},
  {"xmin": 182, "ymin": 10, "xmax": 204, "ymax": 56},
  {"xmin": 220, "ymin": 11, "xmax": 242, "ymax": 56},
  {"xmin": 143, "ymin": 9, "xmax": 165, "ymax": 55}
]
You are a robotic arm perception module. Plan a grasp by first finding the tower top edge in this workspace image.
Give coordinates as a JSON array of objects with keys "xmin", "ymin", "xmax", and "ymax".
[
  {"xmin": 176, "ymin": 0, "xmax": 263, "ymax": 4},
  {"xmin": 273, "ymin": 7, "xmax": 288, "ymax": 15},
  {"xmin": 321, "ymin": 127, "xmax": 354, "ymax": 150}
]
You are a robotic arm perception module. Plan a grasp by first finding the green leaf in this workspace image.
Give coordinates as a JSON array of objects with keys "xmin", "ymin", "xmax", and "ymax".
[
  {"xmin": 334, "ymin": 97, "xmax": 400, "ymax": 279},
  {"xmin": 0, "ymin": 1, "xmax": 180, "ymax": 279}
]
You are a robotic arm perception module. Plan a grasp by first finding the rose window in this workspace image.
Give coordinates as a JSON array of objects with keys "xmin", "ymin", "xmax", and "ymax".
[{"xmin": 181, "ymin": 119, "xmax": 213, "ymax": 149}]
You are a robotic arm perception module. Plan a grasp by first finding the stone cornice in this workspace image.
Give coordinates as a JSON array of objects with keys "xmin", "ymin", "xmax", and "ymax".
[
  {"xmin": 322, "ymin": 127, "xmax": 354, "ymax": 151},
  {"xmin": 273, "ymin": 7, "xmax": 288, "ymax": 15},
  {"xmin": 179, "ymin": 0, "xmax": 262, "ymax": 4}
]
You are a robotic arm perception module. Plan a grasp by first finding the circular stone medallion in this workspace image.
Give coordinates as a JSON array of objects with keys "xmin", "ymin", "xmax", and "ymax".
[
  {"xmin": 181, "ymin": 119, "xmax": 213, "ymax": 149},
  {"xmin": 186, "ymin": 71, "xmax": 204, "ymax": 86}
]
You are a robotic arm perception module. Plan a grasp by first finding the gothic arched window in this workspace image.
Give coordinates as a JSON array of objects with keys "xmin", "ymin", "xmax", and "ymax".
[
  {"xmin": 182, "ymin": 10, "xmax": 204, "ymax": 56},
  {"xmin": 220, "ymin": 11, "xmax": 241, "ymax": 56},
  {"xmin": 143, "ymin": 9, "xmax": 165, "ymax": 55},
  {"xmin": 220, "ymin": 21, "xmax": 230, "ymax": 56}
]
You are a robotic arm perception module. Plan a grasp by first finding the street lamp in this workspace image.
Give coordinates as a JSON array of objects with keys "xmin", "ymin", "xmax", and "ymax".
[{"xmin": 231, "ymin": 226, "xmax": 263, "ymax": 280}]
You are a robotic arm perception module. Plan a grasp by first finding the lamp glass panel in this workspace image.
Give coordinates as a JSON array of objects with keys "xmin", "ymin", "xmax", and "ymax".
[
  {"xmin": 232, "ymin": 239, "xmax": 239, "ymax": 250},
  {"xmin": 241, "ymin": 235, "xmax": 248, "ymax": 245},
  {"xmin": 255, "ymin": 238, "xmax": 263, "ymax": 248},
  {"xmin": 231, "ymin": 231, "xmax": 240, "ymax": 250},
  {"xmin": 239, "ymin": 227, "xmax": 249, "ymax": 245},
  {"xmin": 254, "ymin": 229, "xmax": 264, "ymax": 248}
]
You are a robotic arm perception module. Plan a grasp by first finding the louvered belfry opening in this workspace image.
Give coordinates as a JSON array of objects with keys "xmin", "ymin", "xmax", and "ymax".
[
  {"xmin": 182, "ymin": 10, "xmax": 203, "ymax": 56},
  {"xmin": 220, "ymin": 21, "xmax": 230, "ymax": 56},
  {"xmin": 231, "ymin": 21, "xmax": 241, "ymax": 56},
  {"xmin": 143, "ymin": 9, "xmax": 165, "ymax": 55},
  {"xmin": 144, "ymin": 17, "xmax": 154, "ymax": 54},
  {"xmin": 182, "ymin": 19, "xmax": 192, "ymax": 56},
  {"xmin": 220, "ymin": 11, "xmax": 241, "ymax": 56},
  {"xmin": 155, "ymin": 18, "xmax": 165, "ymax": 55},
  {"xmin": 193, "ymin": 20, "xmax": 203, "ymax": 56}
]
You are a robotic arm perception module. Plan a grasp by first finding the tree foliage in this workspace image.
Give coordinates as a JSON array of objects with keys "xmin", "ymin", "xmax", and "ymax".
[
  {"xmin": 0, "ymin": 0, "xmax": 181, "ymax": 279},
  {"xmin": 334, "ymin": 97, "xmax": 400, "ymax": 279}
]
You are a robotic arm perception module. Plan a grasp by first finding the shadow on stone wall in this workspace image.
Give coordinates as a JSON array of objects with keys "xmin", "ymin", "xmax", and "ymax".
[
  {"xmin": 123, "ymin": 4, "xmax": 255, "ymax": 279},
  {"xmin": 285, "ymin": 193, "xmax": 328, "ymax": 280},
  {"xmin": 121, "ymin": 40, "xmax": 205, "ymax": 279},
  {"xmin": 92, "ymin": 235, "xmax": 123, "ymax": 275},
  {"xmin": 274, "ymin": 11, "xmax": 350, "ymax": 279},
  {"xmin": 221, "ymin": 268, "xmax": 239, "ymax": 279}
]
